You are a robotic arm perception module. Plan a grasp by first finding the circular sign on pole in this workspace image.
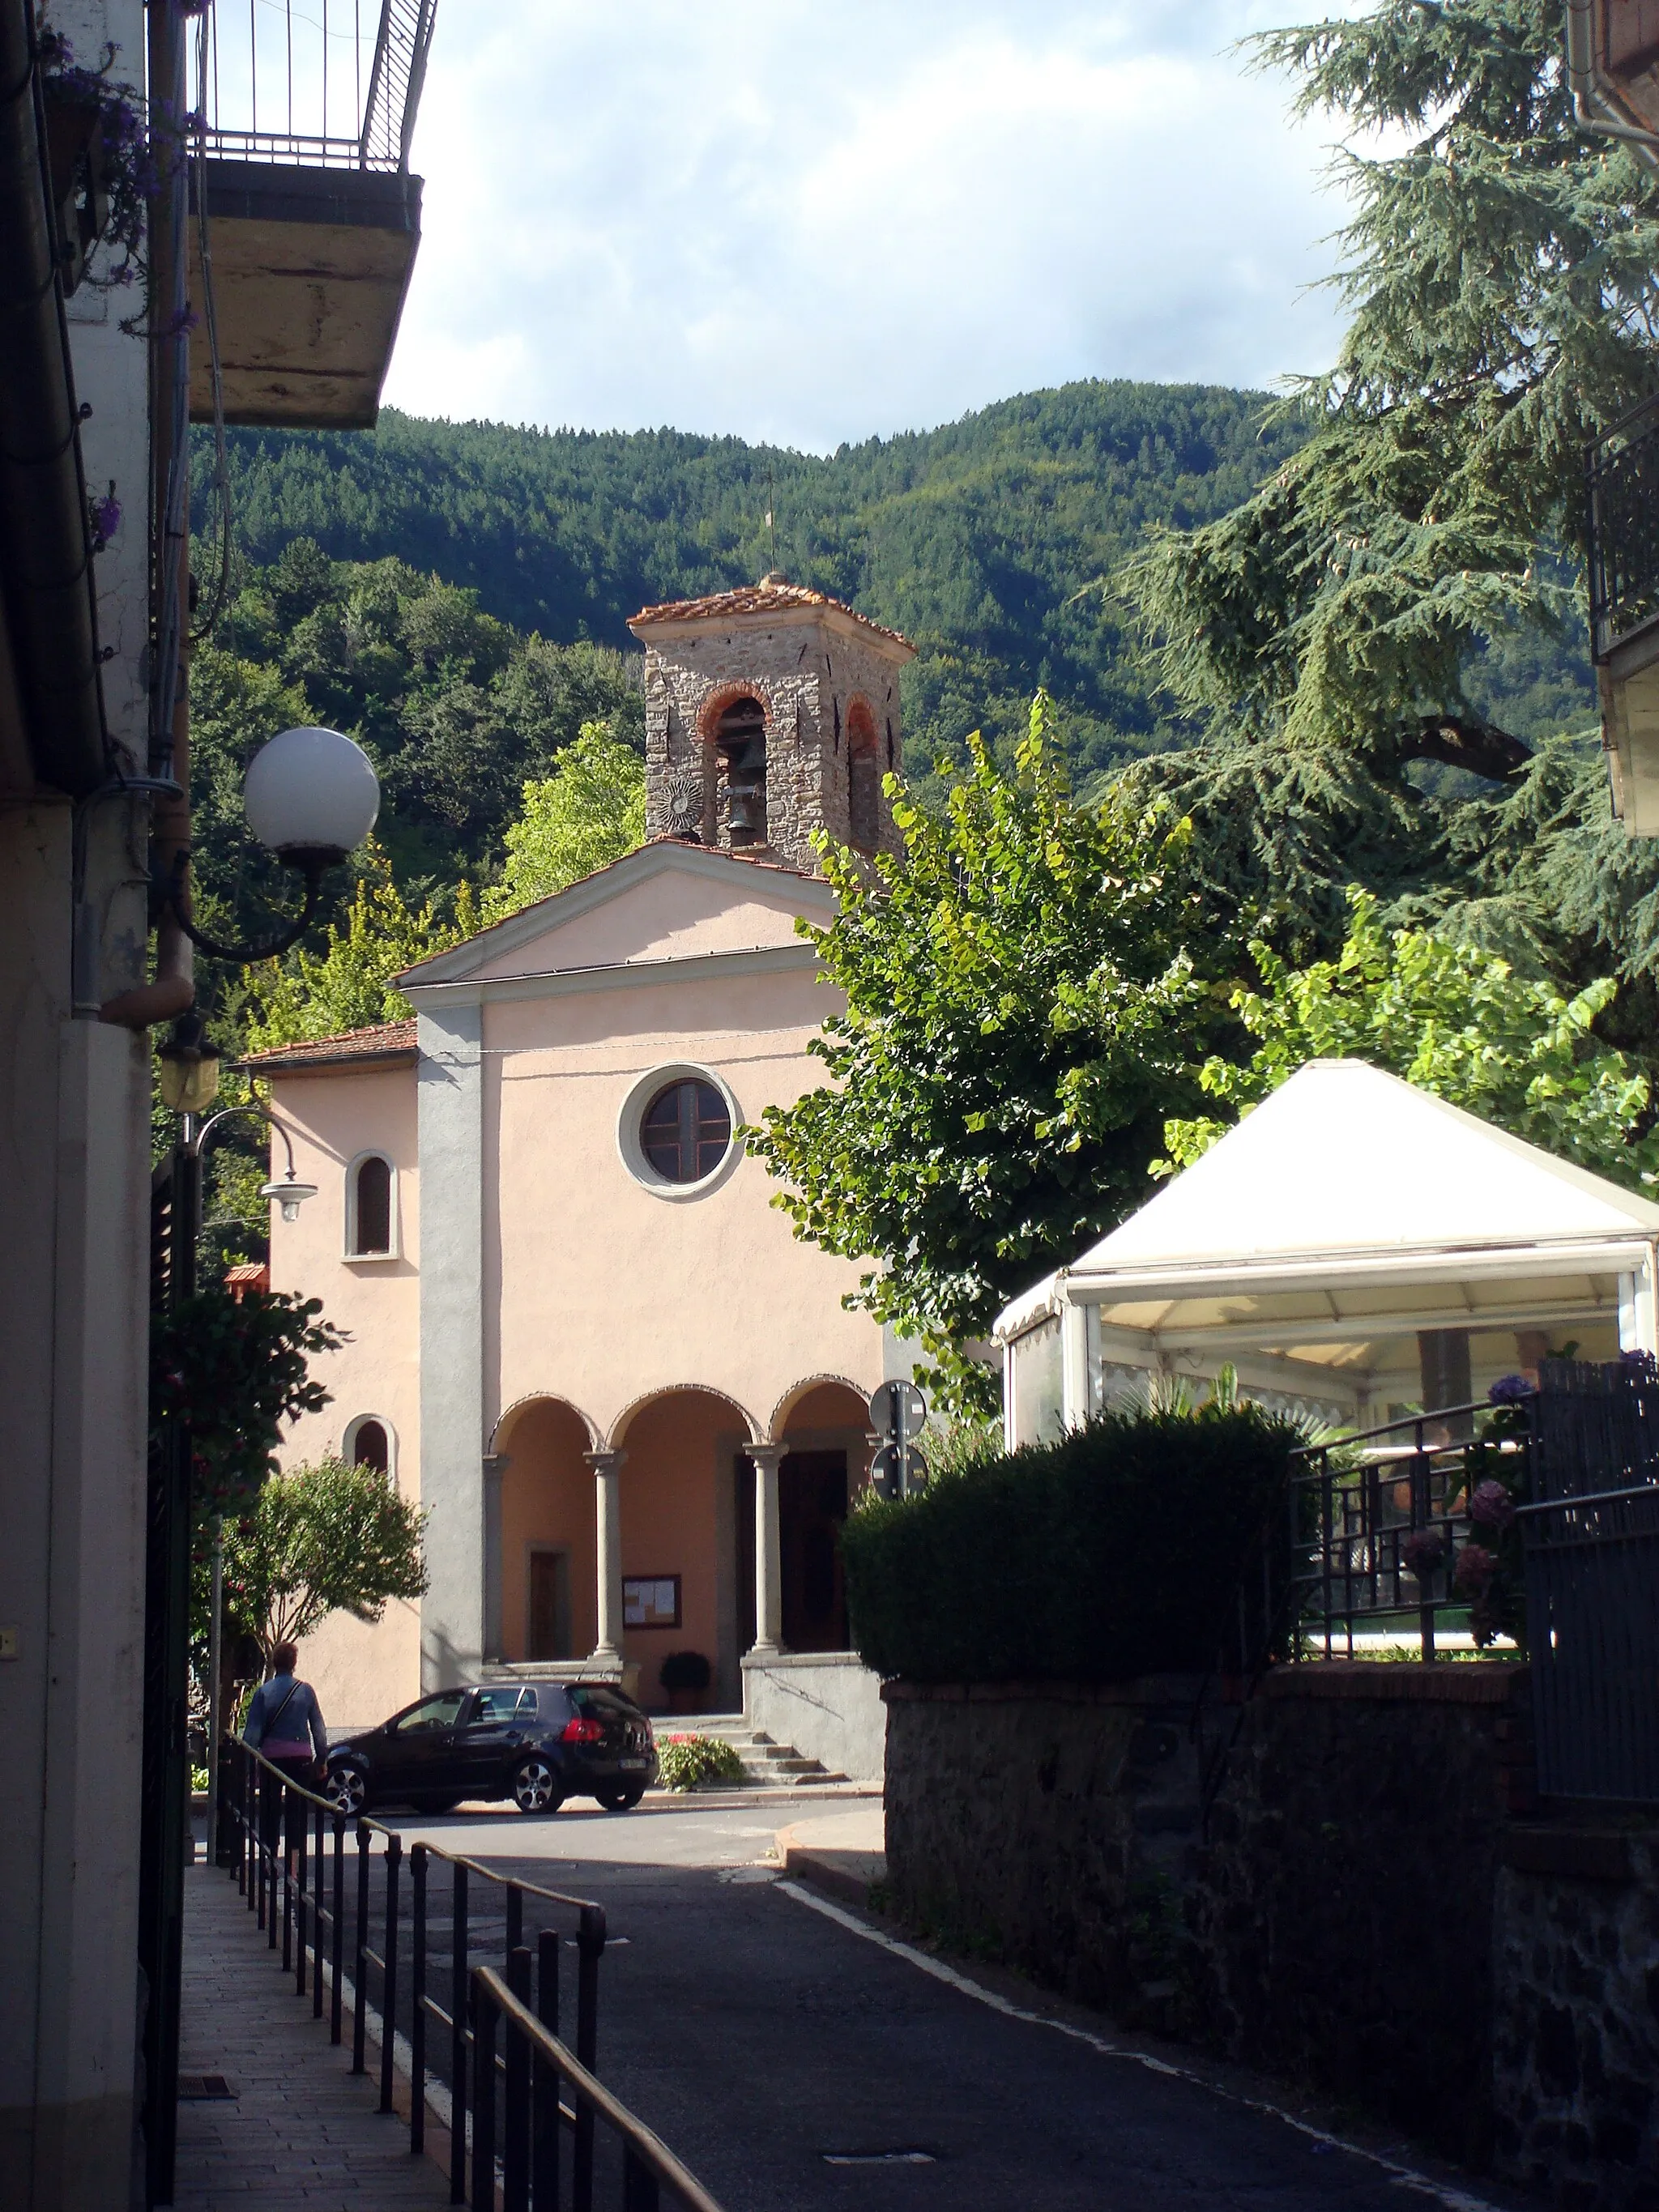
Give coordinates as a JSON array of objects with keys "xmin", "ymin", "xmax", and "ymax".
[
  {"xmin": 869, "ymin": 1443, "xmax": 906, "ymax": 1500},
  {"xmin": 868, "ymin": 1379, "xmax": 927, "ymax": 1441},
  {"xmin": 901, "ymin": 1447, "xmax": 928, "ymax": 1494}
]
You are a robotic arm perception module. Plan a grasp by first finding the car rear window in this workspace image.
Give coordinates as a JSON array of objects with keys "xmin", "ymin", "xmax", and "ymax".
[{"xmin": 569, "ymin": 1687, "xmax": 638, "ymax": 1720}]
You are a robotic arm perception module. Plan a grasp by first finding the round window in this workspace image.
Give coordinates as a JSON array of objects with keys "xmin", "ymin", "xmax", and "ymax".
[{"xmin": 641, "ymin": 1079, "xmax": 731, "ymax": 1184}]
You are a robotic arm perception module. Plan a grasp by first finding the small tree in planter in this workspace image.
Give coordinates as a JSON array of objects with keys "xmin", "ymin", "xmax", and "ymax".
[{"xmin": 659, "ymin": 1649, "xmax": 711, "ymax": 1715}]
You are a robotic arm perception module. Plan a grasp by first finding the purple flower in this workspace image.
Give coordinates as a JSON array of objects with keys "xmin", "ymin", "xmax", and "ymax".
[
  {"xmin": 1488, "ymin": 1375, "xmax": 1534, "ymax": 1405},
  {"xmin": 1453, "ymin": 1542, "xmax": 1496, "ymax": 1595},
  {"xmin": 1401, "ymin": 1529, "xmax": 1445, "ymax": 1579},
  {"xmin": 1469, "ymin": 1479, "xmax": 1516, "ymax": 1532},
  {"xmin": 89, "ymin": 490, "xmax": 121, "ymax": 551}
]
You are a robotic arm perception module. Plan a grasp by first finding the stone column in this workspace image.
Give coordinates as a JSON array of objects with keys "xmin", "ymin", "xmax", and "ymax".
[
  {"xmin": 747, "ymin": 1444, "xmax": 786, "ymax": 1656},
  {"xmin": 584, "ymin": 1450, "xmax": 625, "ymax": 1664},
  {"xmin": 481, "ymin": 1454, "xmax": 508, "ymax": 1663}
]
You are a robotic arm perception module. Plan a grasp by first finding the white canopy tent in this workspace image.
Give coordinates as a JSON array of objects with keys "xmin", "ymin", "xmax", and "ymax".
[{"xmin": 996, "ymin": 1059, "xmax": 1659, "ymax": 1447}]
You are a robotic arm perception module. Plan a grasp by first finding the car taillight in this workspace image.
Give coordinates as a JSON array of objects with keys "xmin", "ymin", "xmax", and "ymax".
[{"xmin": 561, "ymin": 1716, "xmax": 604, "ymax": 1745}]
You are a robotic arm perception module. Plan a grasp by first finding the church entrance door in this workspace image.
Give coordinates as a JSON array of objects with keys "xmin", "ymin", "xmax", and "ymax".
[{"xmin": 778, "ymin": 1449, "xmax": 848, "ymax": 1652}]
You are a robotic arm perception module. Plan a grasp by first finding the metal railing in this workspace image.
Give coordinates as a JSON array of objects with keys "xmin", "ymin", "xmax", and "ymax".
[
  {"xmin": 1207, "ymin": 1401, "xmax": 1517, "ymax": 1685},
  {"xmin": 220, "ymin": 1741, "xmax": 724, "ymax": 2207},
  {"xmin": 1588, "ymin": 392, "xmax": 1659, "ymax": 660},
  {"xmin": 1520, "ymin": 1354, "xmax": 1659, "ymax": 1804},
  {"xmin": 472, "ymin": 1968, "xmax": 727, "ymax": 2212},
  {"xmin": 199, "ymin": 0, "xmax": 438, "ymax": 173},
  {"xmin": 1191, "ymin": 1400, "xmax": 1524, "ymax": 1818}
]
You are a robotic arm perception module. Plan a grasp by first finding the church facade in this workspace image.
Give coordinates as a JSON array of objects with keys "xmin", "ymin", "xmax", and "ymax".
[{"xmin": 245, "ymin": 581, "xmax": 917, "ymax": 1779}]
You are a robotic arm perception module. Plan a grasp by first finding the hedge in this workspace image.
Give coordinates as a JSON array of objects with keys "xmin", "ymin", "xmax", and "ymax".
[{"xmin": 842, "ymin": 1406, "xmax": 1299, "ymax": 1684}]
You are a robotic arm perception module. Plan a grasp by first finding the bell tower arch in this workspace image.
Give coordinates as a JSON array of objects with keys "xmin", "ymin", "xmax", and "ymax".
[{"xmin": 629, "ymin": 575, "xmax": 915, "ymax": 873}]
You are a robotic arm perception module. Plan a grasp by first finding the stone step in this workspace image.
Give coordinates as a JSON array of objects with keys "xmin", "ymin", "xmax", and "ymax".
[{"xmin": 645, "ymin": 1713, "xmax": 847, "ymax": 1785}]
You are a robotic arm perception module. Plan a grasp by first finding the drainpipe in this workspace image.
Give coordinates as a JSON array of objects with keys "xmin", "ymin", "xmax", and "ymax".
[
  {"xmin": 0, "ymin": 0, "xmax": 108, "ymax": 795},
  {"xmin": 1564, "ymin": 0, "xmax": 1659, "ymax": 171},
  {"xmin": 99, "ymin": 0, "xmax": 193, "ymax": 1032}
]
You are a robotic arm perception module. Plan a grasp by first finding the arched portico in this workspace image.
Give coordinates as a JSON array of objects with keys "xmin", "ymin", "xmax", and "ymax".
[
  {"xmin": 490, "ymin": 1395, "xmax": 600, "ymax": 1665},
  {"xmin": 607, "ymin": 1387, "xmax": 761, "ymax": 1711}
]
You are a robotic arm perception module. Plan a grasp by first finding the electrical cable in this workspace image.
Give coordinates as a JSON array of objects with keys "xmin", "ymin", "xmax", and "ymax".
[{"xmin": 190, "ymin": 1, "xmax": 235, "ymax": 641}]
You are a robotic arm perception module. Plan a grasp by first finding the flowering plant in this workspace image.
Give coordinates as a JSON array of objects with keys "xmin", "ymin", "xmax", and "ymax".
[
  {"xmin": 1400, "ymin": 1528, "xmax": 1445, "ymax": 1580},
  {"xmin": 655, "ymin": 1734, "xmax": 745, "ymax": 1792},
  {"xmin": 38, "ymin": 28, "xmax": 156, "ymax": 291}
]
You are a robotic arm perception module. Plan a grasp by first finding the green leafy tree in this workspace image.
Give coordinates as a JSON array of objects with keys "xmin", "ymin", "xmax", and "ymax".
[
  {"xmin": 1113, "ymin": 1, "xmax": 1659, "ymax": 980},
  {"xmin": 221, "ymin": 1455, "xmax": 429, "ymax": 1662},
  {"xmin": 1161, "ymin": 889, "xmax": 1658, "ymax": 1188},
  {"xmin": 482, "ymin": 721, "xmax": 646, "ymax": 922},
  {"xmin": 243, "ymin": 843, "xmax": 477, "ymax": 1049},
  {"xmin": 745, "ymin": 697, "xmax": 1230, "ymax": 1409},
  {"xmin": 151, "ymin": 1286, "xmax": 345, "ymax": 1527}
]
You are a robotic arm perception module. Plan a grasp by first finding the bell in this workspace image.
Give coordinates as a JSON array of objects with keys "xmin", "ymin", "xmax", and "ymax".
[{"xmin": 727, "ymin": 790, "xmax": 762, "ymax": 833}]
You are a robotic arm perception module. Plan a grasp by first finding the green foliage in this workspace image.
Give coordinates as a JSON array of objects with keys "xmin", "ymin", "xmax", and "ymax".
[
  {"xmin": 151, "ymin": 1286, "xmax": 344, "ymax": 1525},
  {"xmin": 194, "ymin": 384, "xmax": 1314, "ymax": 786},
  {"xmin": 1159, "ymin": 889, "xmax": 1659, "ymax": 1188},
  {"xmin": 186, "ymin": 543, "xmax": 643, "ymax": 988},
  {"xmin": 220, "ymin": 1455, "xmax": 429, "ymax": 1661},
  {"xmin": 842, "ymin": 1405, "xmax": 1299, "ymax": 1683},
  {"xmin": 1119, "ymin": 0, "xmax": 1658, "ymax": 775},
  {"xmin": 655, "ymin": 1733, "xmax": 745, "ymax": 1791},
  {"xmin": 483, "ymin": 722, "xmax": 646, "ymax": 923},
  {"xmin": 243, "ymin": 844, "xmax": 477, "ymax": 1048},
  {"xmin": 744, "ymin": 697, "xmax": 1231, "ymax": 1409}
]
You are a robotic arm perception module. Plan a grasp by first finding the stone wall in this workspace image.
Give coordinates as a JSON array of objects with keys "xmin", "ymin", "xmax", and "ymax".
[
  {"xmin": 641, "ymin": 614, "xmax": 906, "ymax": 868},
  {"xmin": 1494, "ymin": 1827, "xmax": 1659, "ymax": 2210},
  {"xmin": 885, "ymin": 1665, "xmax": 1659, "ymax": 2199}
]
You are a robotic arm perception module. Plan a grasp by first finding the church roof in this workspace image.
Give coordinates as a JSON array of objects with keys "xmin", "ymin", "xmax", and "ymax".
[
  {"xmin": 238, "ymin": 1018, "xmax": 417, "ymax": 1073},
  {"xmin": 629, "ymin": 577, "xmax": 913, "ymax": 655}
]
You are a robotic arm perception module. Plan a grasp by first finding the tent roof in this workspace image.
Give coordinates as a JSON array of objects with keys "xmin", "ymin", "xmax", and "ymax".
[{"xmin": 996, "ymin": 1059, "xmax": 1659, "ymax": 1341}]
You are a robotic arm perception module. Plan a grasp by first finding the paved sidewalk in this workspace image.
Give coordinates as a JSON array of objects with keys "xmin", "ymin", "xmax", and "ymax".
[
  {"xmin": 774, "ymin": 1801, "xmax": 885, "ymax": 1907},
  {"xmin": 169, "ymin": 1865, "xmax": 447, "ymax": 2210}
]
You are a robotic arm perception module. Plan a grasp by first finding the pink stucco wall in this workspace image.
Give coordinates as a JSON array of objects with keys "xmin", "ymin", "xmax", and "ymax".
[
  {"xmin": 263, "ymin": 850, "xmax": 889, "ymax": 1732},
  {"xmin": 264, "ymin": 1060, "xmax": 422, "ymax": 1728}
]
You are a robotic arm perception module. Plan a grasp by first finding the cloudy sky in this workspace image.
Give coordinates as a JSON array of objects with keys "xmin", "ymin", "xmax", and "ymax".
[{"xmin": 382, "ymin": 1, "xmax": 1366, "ymax": 452}]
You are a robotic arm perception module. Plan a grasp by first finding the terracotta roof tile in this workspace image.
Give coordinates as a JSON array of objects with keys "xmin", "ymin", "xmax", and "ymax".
[
  {"xmin": 629, "ymin": 578, "xmax": 912, "ymax": 653},
  {"xmin": 237, "ymin": 1018, "xmax": 416, "ymax": 1073}
]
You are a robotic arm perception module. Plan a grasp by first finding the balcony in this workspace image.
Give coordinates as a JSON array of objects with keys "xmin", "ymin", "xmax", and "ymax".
[
  {"xmin": 188, "ymin": 0, "xmax": 437, "ymax": 428},
  {"xmin": 1587, "ymin": 394, "xmax": 1659, "ymax": 833}
]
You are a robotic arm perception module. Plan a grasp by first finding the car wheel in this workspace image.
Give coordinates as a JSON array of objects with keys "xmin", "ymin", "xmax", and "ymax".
[
  {"xmin": 595, "ymin": 1784, "xmax": 646, "ymax": 1812},
  {"xmin": 511, "ymin": 1756, "xmax": 563, "ymax": 1815},
  {"xmin": 325, "ymin": 1765, "xmax": 367, "ymax": 1818}
]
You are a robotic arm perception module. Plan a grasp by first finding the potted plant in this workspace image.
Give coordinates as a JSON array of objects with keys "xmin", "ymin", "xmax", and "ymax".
[{"xmin": 659, "ymin": 1649, "xmax": 711, "ymax": 1715}]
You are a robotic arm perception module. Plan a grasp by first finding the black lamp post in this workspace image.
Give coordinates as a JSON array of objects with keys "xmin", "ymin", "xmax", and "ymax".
[{"xmin": 139, "ymin": 722, "xmax": 373, "ymax": 2204}]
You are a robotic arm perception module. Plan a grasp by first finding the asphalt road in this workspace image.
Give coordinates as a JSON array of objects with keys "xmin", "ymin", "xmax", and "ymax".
[{"xmin": 318, "ymin": 1800, "xmax": 1516, "ymax": 2212}]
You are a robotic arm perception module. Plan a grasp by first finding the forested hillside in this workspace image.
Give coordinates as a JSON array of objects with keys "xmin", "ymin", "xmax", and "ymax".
[{"xmin": 194, "ymin": 381, "xmax": 1335, "ymax": 781}]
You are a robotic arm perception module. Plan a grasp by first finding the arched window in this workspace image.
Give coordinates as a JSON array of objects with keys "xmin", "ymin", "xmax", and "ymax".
[
  {"xmin": 715, "ymin": 697, "xmax": 766, "ymax": 848},
  {"xmin": 642, "ymin": 1079, "xmax": 731, "ymax": 1183},
  {"xmin": 347, "ymin": 1153, "xmax": 394, "ymax": 1257},
  {"xmin": 847, "ymin": 698, "xmax": 880, "ymax": 855},
  {"xmin": 352, "ymin": 1420, "xmax": 389, "ymax": 1476}
]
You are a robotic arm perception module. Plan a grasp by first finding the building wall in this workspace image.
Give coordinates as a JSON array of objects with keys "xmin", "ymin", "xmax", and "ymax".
[
  {"xmin": 642, "ymin": 615, "xmax": 906, "ymax": 865},
  {"xmin": 484, "ymin": 962, "xmax": 882, "ymax": 1447},
  {"xmin": 0, "ymin": 5, "xmax": 156, "ymax": 2199},
  {"xmin": 266, "ymin": 1062, "xmax": 423, "ymax": 1728}
]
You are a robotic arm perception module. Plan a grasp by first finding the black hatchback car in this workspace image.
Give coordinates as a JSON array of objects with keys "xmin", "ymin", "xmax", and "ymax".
[{"xmin": 322, "ymin": 1681, "xmax": 658, "ymax": 1818}]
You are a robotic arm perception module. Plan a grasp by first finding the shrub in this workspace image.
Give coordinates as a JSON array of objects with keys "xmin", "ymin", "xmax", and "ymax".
[
  {"xmin": 659, "ymin": 1650, "xmax": 711, "ymax": 1694},
  {"xmin": 655, "ymin": 1733, "xmax": 746, "ymax": 1792},
  {"xmin": 842, "ymin": 1405, "xmax": 1299, "ymax": 1684}
]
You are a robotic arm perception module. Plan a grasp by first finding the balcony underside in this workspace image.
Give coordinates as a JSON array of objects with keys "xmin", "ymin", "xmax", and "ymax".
[{"xmin": 187, "ymin": 160, "xmax": 422, "ymax": 430}]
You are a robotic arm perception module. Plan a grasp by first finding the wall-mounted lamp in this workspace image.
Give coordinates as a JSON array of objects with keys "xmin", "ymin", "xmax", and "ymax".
[{"xmin": 156, "ymin": 722, "xmax": 381, "ymax": 963}]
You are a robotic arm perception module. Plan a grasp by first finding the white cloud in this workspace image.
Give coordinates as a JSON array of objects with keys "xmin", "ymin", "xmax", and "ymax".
[{"xmin": 384, "ymin": 1, "xmax": 1363, "ymax": 450}]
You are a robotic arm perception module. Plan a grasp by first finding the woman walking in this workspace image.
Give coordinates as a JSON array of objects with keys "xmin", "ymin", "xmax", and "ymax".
[{"xmin": 245, "ymin": 1640, "xmax": 329, "ymax": 1853}]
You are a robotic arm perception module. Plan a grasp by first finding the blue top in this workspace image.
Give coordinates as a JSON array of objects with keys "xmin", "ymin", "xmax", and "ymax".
[{"xmin": 243, "ymin": 1673, "xmax": 328, "ymax": 1758}]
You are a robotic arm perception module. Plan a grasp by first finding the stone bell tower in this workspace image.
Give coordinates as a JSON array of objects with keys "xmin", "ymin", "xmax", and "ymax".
[{"xmin": 627, "ymin": 575, "xmax": 915, "ymax": 873}]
